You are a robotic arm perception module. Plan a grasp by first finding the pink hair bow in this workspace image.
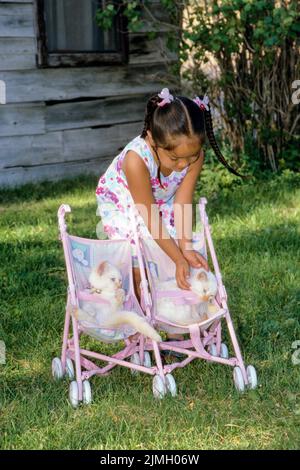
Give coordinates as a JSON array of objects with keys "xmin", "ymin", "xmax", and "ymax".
[
  {"xmin": 193, "ymin": 94, "xmax": 210, "ymax": 111},
  {"xmin": 157, "ymin": 88, "xmax": 174, "ymax": 107}
]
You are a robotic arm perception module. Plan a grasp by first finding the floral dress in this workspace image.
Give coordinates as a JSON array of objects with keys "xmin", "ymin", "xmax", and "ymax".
[{"xmin": 95, "ymin": 135, "xmax": 189, "ymax": 266}]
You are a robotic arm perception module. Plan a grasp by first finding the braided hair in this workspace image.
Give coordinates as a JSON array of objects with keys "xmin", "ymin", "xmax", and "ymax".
[{"xmin": 140, "ymin": 92, "xmax": 247, "ymax": 185}]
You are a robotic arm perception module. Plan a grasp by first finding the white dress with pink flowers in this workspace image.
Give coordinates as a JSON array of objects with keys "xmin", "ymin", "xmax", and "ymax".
[{"xmin": 95, "ymin": 135, "xmax": 188, "ymax": 265}]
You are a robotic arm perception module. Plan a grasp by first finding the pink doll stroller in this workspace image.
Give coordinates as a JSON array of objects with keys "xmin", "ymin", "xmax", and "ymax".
[
  {"xmin": 134, "ymin": 197, "xmax": 258, "ymax": 398},
  {"xmin": 52, "ymin": 204, "xmax": 166, "ymax": 407}
]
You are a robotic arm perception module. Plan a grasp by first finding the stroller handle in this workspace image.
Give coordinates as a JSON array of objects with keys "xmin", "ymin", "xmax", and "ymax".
[{"xmin": 58, "ymin": 204, "xmax": 71, "ymax": 234}]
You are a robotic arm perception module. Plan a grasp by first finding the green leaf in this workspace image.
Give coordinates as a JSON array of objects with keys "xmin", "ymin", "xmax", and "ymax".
[
  {"xmin": 264, "ymin": 36, "xmax": 279, "ymax": 47},
  {"xmin": 211, "ymin": 42, "xmax": 221, "ymax": 52}
]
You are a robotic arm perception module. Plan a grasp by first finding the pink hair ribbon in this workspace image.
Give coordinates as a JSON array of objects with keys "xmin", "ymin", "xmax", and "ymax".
[
  {"xmin": 157, "ymin": 88, "xmax": 174, "ymax": 107},
  {"xmin": 193, "ymin": 94, "xmax": 210, "ymax": 111}
]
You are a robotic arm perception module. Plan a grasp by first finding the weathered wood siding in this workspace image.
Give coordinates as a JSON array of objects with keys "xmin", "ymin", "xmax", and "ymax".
[{"xmin": 0, "ymin": 0, "xmax": 176, "ymax": 187}]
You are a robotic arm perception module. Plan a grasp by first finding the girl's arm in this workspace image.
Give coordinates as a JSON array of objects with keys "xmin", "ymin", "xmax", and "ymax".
[
  {"xmin": 122, "ymin": 150, "xmax": 190, "ymax": 289},
  {"xmin": 174, "ymin": 149, "xmax": 209, "ymax": 270}
]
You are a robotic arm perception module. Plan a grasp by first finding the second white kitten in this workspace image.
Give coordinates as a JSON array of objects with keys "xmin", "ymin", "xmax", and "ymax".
[{"xmin": 155, "ymin": 268, "xmax": 219, "ymax": 326}]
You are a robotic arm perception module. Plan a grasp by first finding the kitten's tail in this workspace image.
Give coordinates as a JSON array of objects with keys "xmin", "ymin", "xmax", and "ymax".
[
  {"xmin": 75, "ymin": 308, "xmax": 161, "ymax": 342},
  {"xmin": 108, "ymin": 311, "xmax": 161, "ymax": 342}
]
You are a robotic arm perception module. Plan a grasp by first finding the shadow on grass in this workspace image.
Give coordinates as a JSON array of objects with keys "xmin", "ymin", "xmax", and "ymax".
[{"xmin": 0, "ymin": 174, "xmax": 99, "ymax": 204}]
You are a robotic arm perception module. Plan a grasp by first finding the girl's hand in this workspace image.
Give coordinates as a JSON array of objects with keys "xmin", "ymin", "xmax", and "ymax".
[
  {"xmin": 175, "ymin": 257, "xmax": 191, "ymax": 290},
  {"xmin": 181, "ymin": 249, "xmax": 209, "ymax": 271}
]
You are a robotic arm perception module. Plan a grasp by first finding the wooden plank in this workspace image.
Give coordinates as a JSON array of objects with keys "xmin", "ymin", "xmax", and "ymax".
[
  {"xmin": 0, "ymin": 64, "xmax": 169, "ymax": 104},
  {"xmin": 0, "ymin": 122, "xmax": 141, "ymax": 169},
  {"xmin": 0, "ymin": 158, "xmax": 109, "ymax": 188},
  {"xmin": 45, "ymin": 95, "xmax": 147, "ymax": 132},
  {"xmin": 0, "ymin": 54, "xmax": 36, "ymax": 71},
  {"xmin": 0, "ymin": 3, "xmax": 33, "ymax": 14},
  {"xmin": 0, "ymin": 122, "xmax": 142, "ymax": 187},
  {"xmin": 0, "ymin": 37, "xmax": 35, "ymax": 55},
  {"xmin": 0, "ymin": 103, "xmax": 45, "ymax": 137},
  {"xmin": 0, "ymin": 132, "xmax": 63, "ymax": 168},
  {"xmin": 47, "ymin": 52, "xmax": 124, "ymax": 68},
  {"xmin": 0, "ymin": 36, "xmax": 36, "ymax": 71},
  {"xmin": 129, "ymin": 34, "xmax": 177, "ymax": 65},
  {"xmin": 0, "ymin": 38, "xmax": 36, "ymax": 71},
  {"xmin": 0, "ymin": 3, "xmax": 35, "ymax": 38},
  {"xmin": 62, "ymin": 123, "xmax": 141, "ymax": 161}
]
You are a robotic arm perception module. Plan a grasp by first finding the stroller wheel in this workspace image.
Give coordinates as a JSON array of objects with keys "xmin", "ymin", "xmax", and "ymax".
[
  {"xmin": 52, "ymin": 357, "xmax": 64, "ymax": 381},
  {"xmin": 208, "ymin": 344, "xmax": 218, "ymax": 357},
  {"xmin": 233, "ymin": 367, "xmax": 245, "ymax": 393},
  {"xmin": 65, "ymin": 358, "xmax": 75, "ymax": 380},
  {"xmin": 69, "ymin": 381, "xmax": 79, "ymax": 408},
  {"xmin": 143, "ymin": 351, "xmax": 152, "ymax": 368},
  {"xmin": 83, "ymin": 380, "xmax": 92, "ymax": 405},
  {"xmin": 165, "ymin": 373, "xmax": 177, "ymax": 397},
  {"xmin": 246, "ymin": 365, "xmax": 258, "ymax": 390},
  {"xmin": 130, "ymin": 353, "xmax": 141, "ymax": 374},
  {"xmin": 152, "ymin": 375, "xmax": 167, "ymax": 399},
  {"xmin": 220, "ymin": 343, "xmax": 229, "ymax": 359}
]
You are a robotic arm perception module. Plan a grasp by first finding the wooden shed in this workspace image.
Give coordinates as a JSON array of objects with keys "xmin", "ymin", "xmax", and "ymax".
[{"xmin": 0, "ymin": 0, "xmax": 176, "ymax": 187}]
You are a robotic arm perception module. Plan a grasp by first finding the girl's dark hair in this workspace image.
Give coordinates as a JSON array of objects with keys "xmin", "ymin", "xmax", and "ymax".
[{"xmin": 140, "ymin": 92, "xmax": 247, "ymax": 184}]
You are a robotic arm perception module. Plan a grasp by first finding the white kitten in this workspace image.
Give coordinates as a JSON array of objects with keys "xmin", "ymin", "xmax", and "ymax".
[
  {"xmin": 155, "ymin": 268, "xmax": 219, "ymax": 326},
  {"xmin": 76, "ymin": 261, "xmax": 161, "ymax": 342}
]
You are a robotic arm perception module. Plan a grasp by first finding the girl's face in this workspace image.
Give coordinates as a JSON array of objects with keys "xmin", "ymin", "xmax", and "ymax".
[{"xmin": 147, "ymin": 132, "xmax": 202, "ymax": 172}]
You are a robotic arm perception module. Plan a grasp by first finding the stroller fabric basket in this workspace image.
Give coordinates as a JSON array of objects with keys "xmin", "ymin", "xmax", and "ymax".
[
  {"xmin": 69, "ymin": 234, "xmax": 138, "ymax": 342},
  {"xmin": 140, "ymin": 234, "xmax": 224, "ymax": 335}
]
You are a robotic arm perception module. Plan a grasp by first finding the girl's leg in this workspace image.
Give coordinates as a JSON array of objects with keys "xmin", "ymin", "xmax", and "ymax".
[
  {"xmin": 132, "ymin": 267, "xmax": 142, "ymax": 303},
  {"xmin": 128, "ymin": 267, "xmax": 142, "ymax": 343}
]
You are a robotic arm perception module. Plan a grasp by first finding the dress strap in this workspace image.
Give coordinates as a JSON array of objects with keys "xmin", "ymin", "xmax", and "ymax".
[{"xmin": 120, "ymin": 136, "xmax": 156, "ymax": 177}]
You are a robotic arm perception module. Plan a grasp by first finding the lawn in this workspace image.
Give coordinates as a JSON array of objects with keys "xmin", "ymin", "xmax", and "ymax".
[{"xmin": 0, "ymin": 171, "xmax": 299, "ymax": 450}]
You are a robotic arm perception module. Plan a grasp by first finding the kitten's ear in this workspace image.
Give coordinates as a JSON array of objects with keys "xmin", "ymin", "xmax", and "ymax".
[
  {"xmin": 197, "ymin": 271, "xmax": 208, "ymax": 282},
  {"xmin": 96, "ymin": 261, "xmax": 107, "ymax": 276}
]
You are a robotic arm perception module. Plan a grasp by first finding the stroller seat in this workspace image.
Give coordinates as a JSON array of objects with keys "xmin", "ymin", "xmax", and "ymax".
[{"xmin": 142, "ymin": 235, "xmax": 226, "ymax": 334}]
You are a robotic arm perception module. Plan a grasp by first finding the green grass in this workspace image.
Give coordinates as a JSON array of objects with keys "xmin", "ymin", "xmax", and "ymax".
[{"xmin": 0, "ymin": 171, "xmax": 300, "ymax": 450}]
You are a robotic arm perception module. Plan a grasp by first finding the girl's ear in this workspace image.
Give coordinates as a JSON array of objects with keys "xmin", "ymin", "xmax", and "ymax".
[
  {"xmin": 96, "ymin": 261, "xmax": 107, "ymax": 276},
  {"xmin": 147, "ymin": 130, "xmax": 155, "ymax": 146}
]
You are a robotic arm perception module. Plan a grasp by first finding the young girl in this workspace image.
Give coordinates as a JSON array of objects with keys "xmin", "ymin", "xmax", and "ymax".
[{"xmin": 95, "ymin": 88, "xmax": 243, "ymax": 301}]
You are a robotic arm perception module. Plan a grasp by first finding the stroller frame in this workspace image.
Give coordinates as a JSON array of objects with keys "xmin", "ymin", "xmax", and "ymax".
[{"xmin": 53, "ymin": 198, "xmax": 257, "ymax": 406}]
